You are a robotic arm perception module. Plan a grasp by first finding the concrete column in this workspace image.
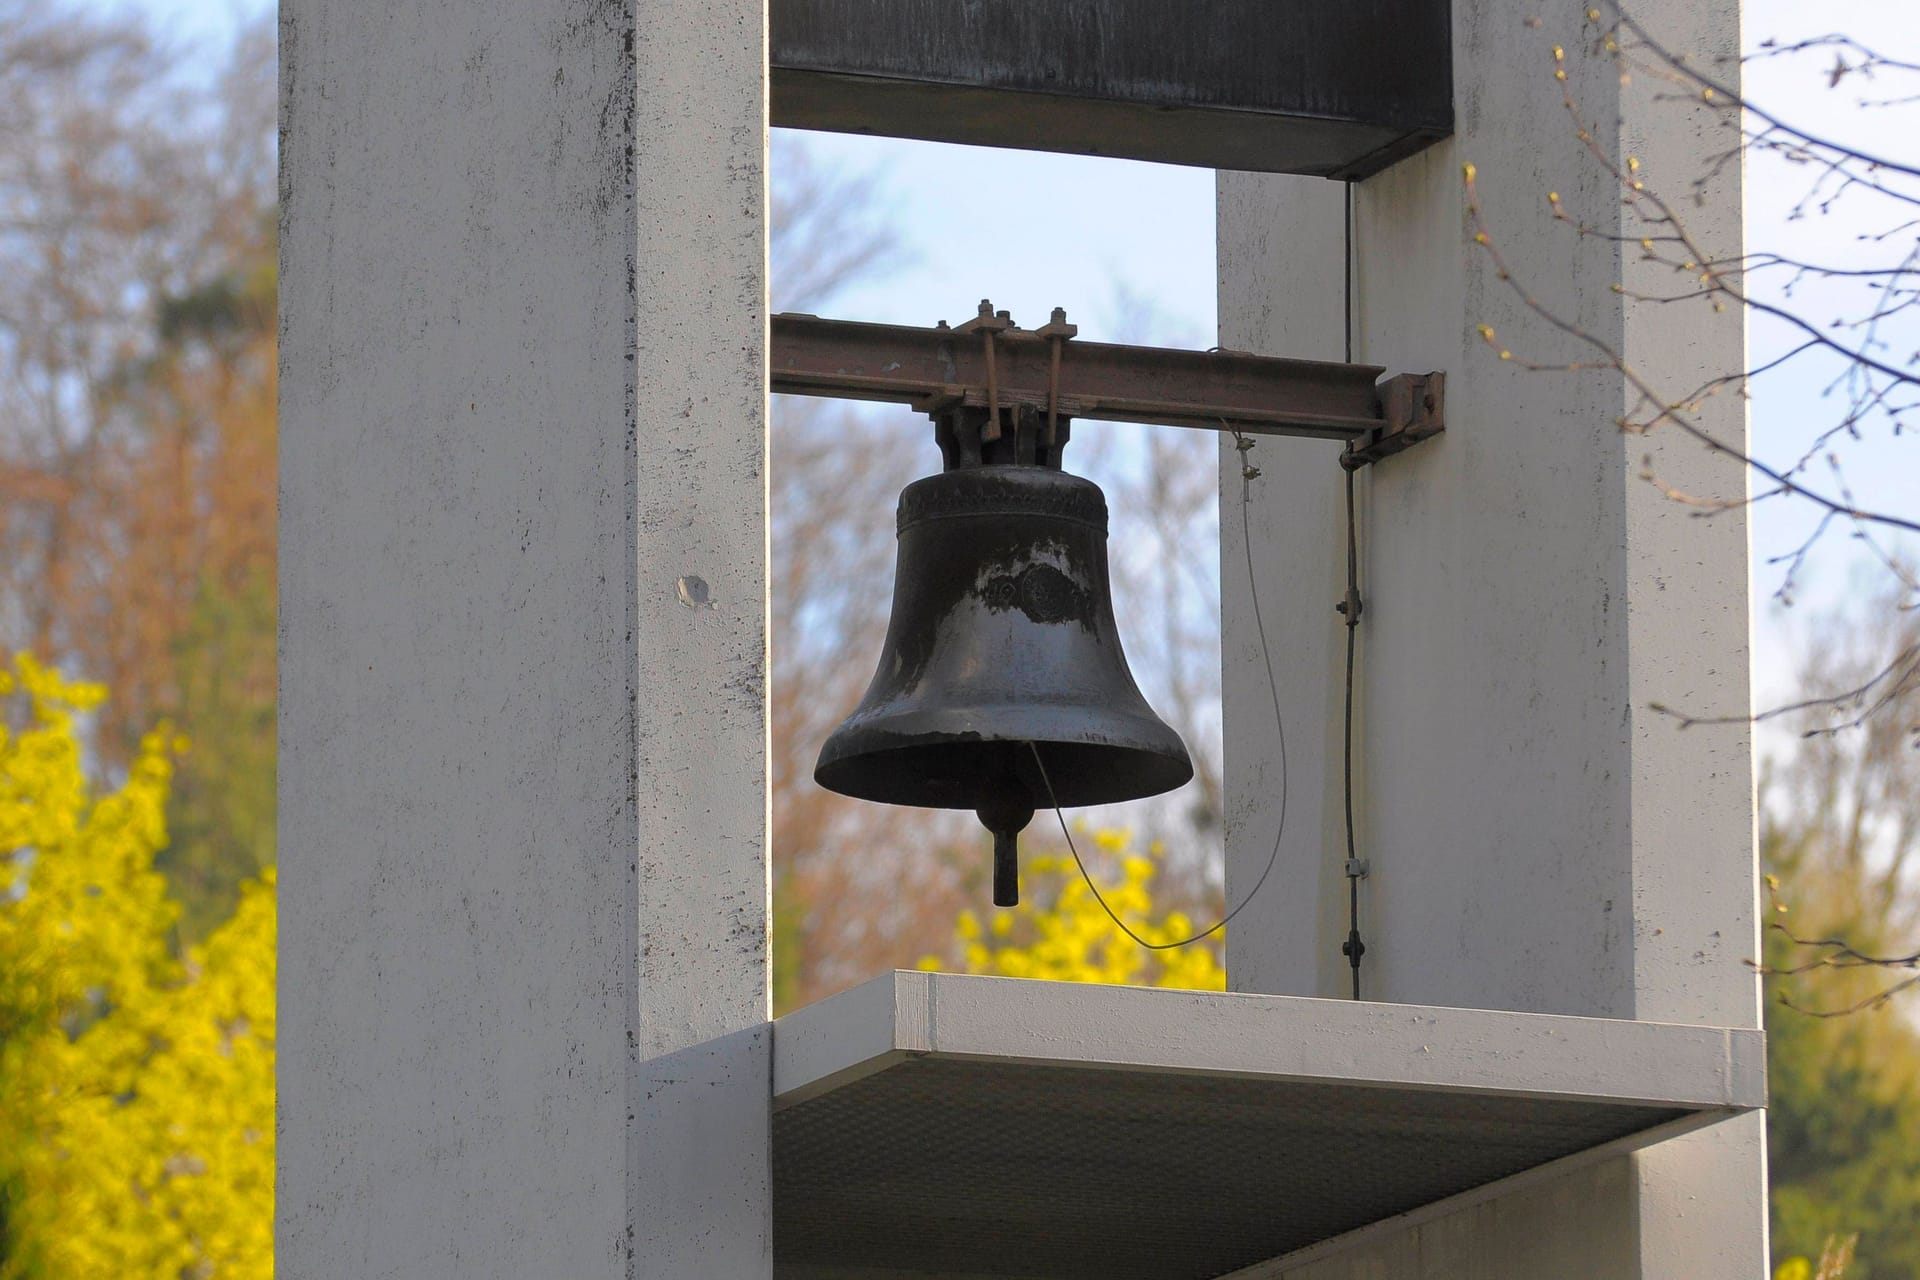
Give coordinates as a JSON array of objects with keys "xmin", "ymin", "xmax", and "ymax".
[
  {"xmin": 1218, "ymin": 0, "xmax": 1765, "ymax": 1275},
  {"xmin": 277, "ymin": 0, "xmax": 769, "ymax": 1275}
]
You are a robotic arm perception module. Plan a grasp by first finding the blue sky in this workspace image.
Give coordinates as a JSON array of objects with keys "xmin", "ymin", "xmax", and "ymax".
[
  {"xmin": 107, "ymin": 0, "xmax": 258, "ymax": 50},
  {"xmin": 123, "ymin": 0, "xmax": 1918, "ymax": 725}
]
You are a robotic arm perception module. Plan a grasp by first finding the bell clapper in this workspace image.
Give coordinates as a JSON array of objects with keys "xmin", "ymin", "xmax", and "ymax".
[{"xmin": 976, "ymin": 789, "xmax": 1035, "ymax": 908}]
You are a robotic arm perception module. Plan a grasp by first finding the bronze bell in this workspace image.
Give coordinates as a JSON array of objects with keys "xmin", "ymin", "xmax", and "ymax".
[{"xmin": 814, "ymin": 404, "xmax": 1193, "ymax": 907}]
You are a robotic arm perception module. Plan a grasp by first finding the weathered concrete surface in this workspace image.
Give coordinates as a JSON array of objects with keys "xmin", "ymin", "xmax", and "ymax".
[
  {"xmin": 277, "ymin": 0, "xmax": 769, "ymax": 1274},
  {"xmin": 1218, "ymin": 0, "xmax": 1764, "ymax": 1274},
  {"xmin": 775, "ymin": 973, "xmax": 1763, "ymax": 1112},
  {"xmin": 1230, "ymin": 1154, "xmax": 1641, "ymax": 1280}
]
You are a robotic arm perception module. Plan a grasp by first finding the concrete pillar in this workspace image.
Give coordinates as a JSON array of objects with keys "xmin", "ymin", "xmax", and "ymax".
[
  {"xmin": 277, "ymin": 1, "xmax": 770, "ymax": 1275},
  {"xmin": 1218, "ymin": 1, "xmax": 1765, "ymax": 1275}
]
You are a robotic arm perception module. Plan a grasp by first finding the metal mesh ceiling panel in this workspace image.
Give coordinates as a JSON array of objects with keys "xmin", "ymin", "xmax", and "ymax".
[{"xmin": 773, "ymin": 1057, "xmax": 1685, "ymax": 1279}]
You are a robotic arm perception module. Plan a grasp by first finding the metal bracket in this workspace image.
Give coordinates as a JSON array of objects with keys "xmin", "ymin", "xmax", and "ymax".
[{"xmin": 1348, "ymin": 371, "xmax": 1445, "ymax": 467}]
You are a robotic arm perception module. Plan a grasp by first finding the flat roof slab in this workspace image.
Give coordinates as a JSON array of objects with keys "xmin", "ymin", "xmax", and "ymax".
[{"xmin": 772, "ymin": 973, "xmax": 1762, "ymax": 1279}]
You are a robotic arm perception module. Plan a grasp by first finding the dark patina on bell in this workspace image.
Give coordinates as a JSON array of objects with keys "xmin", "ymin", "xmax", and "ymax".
[{"xmin": 815, "ymin": 404, "xmax": 1192, "ymax": 907}]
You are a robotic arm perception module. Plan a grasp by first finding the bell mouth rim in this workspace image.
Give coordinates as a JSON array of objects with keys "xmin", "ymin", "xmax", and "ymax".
[{"xmin": 814, "ymin": 720, "xmax": 1194, "ymax": 812}]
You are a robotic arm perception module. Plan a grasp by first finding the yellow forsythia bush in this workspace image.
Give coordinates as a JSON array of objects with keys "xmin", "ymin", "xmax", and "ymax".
[
  {"xmin": 0, "ymin": 653, "xmax": 274, "ymax": 1280},
  {"xmin": 920, "ymin": 827, "xmax": 1225, "ymax": 991}
]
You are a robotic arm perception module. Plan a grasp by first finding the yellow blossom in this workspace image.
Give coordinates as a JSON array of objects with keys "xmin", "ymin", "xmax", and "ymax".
[
  {"xmin": 921, "ymin": 828, "xmax": 1225, "ymax": 993},
  {"xmin": 0, "ymin": 653, "xmax": 274, "ymax": 1280}
]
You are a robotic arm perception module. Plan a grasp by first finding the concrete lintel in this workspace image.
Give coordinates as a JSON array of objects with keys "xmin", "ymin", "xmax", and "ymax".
[
  {"xmin": 775, "ymin": 972, "xmax": 1764, "ymax": 1111},
  {"xmin": 771, "ymin": 0, "xmax": 1453, "ymax": 178}
]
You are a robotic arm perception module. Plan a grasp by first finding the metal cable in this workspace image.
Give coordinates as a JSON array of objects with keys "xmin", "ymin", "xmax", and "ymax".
[
  {"xmin": 1034, "ymin": 184, "xmax": 1363, "ymax": 970},
  {"xmin": 1345, "ymin": 182, "xmax": 1354, "ymax": 366},
  {"xmin": 1339, "ymin": 458, "xmax": 1365, "ymax": 999},
  {"xmin": 1027, "ymin": 430, "xmax": 1287, "ymax": 952},
  {"xmin": 1339, "ymin": 178, "xmax": 1367, "ymax": 1001}
]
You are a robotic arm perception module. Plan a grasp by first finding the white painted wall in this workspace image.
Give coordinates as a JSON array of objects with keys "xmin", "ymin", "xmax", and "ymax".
[
  {"xmin": 277, "ymin": 0, "xmax": 770, "ymax": 1275},
  {"xmin": 1218, "ymin": 0, "xmax": 1765, "ymax": 1274}
]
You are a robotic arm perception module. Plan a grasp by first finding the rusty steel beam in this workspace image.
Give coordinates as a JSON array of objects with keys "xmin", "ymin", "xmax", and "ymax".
[{"xmin": 770, "ymin": 311, "xmax": 1444, "ymax": 463}]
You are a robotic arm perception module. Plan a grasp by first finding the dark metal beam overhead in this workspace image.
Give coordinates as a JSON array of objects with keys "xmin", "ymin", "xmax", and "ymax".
[{"xmin": 770, "ymin": 0, "xmax": 1453, "ymax": 180}]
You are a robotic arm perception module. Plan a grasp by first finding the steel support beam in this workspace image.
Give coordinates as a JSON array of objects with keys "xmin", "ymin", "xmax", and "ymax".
[
  {"xmin": 771, "ymin": 310, "xmax": 1444, "ymax": 463},
  {"xmin": 770, "ymin": 0, "xmax": 1453, "ymax": 179}
]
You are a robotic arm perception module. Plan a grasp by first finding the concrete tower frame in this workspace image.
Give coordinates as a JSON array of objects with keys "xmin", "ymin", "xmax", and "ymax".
[
  {"xmin": 278, "ymin": 0, "xmax": 774, "ymax": 1273},
  {"xmin": 1216, "ymin": 1, "xmax": 1764, "ymax": 1275},
  {"xmin": 278, "ymin": 0, "xmax": 1763, "ymax": 1275}
]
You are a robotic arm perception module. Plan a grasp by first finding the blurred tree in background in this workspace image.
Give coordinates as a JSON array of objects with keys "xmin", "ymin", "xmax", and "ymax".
[
  {"xmin": 0, "ymin": 654, "xmax": 273, "ymax": 1280},
  {"xmin": 1761, "ymin": 593, "xmax": 1920, "ymax": 1280},
  {"xmin": 766, "ymin": 138, "xmax": 960, "ymax": 1009},
  {"xmin": 0, "ymin": 6, "xmax": 283, "ymax": 1272},
  {"xmin": 0, "ymin": 1, "xmax": 277, "ymax": 940}
]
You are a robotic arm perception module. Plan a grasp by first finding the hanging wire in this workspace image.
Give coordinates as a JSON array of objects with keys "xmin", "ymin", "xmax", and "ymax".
[
  {"xmin": 1025, "ymin": 427, "xmax": 1287, "ymax": 952},
  {"xmin": 1338, "ymin": 178, "xmax": 1367, "ymax": 1001},
  {"xmin": 1345, "ymin": 182, "xmax": 1355, "ymax": 366},
  {"xmin": 1032, "ymin": 182, "xmax": 1365, "ymax": 978},
  {"xmin": 1337, "ymin": 455, "xmax": 1366, "ymax": 999}
]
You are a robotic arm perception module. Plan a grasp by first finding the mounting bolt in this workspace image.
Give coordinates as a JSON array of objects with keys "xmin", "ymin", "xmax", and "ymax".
[
  {"xmin": 955, "ymin": 300, "xmax": 1014, "ymax": 335},
  {"xmin": 1035, "ymin": 307, "xmax": 1078, "ymax": 341}
]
